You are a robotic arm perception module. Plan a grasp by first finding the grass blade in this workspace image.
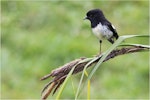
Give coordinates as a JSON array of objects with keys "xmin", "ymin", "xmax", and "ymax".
[
  {"xmin": 56, "ymin": 65, "xmax": 76, "ymax": 99},
  {"xmin": 84, "ymin": 70, "xmax": 90, "ymax": 100},
  {"xmin": 75, "ymin": 55, "xmax": 102, "ymax": 99},
  {"xmin": 119, "ymin": 44, "xmax": 150, "ymax": 48}
]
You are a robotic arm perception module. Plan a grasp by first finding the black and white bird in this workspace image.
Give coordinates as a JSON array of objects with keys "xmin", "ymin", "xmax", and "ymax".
[{"xmin": 84, "ymin": 9, "xmax": 119, "ymax": 53}]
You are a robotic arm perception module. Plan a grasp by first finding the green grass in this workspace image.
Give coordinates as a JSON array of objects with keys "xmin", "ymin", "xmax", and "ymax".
[{"xmin": 1, "ymin": 1, "xmax": 149, "ymax": 99}]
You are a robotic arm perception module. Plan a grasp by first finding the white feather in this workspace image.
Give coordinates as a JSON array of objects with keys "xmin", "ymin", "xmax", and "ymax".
[
  {"xmin": 112, "ymin": 24, "xmax": 116, "ymax": 29},
  {"xmin": 92, "ymin": 23, "xmax": 113, "ymax": 40}
]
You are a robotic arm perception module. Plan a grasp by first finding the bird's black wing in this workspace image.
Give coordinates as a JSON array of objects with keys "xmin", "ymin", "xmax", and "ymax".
[
  {"xmin": 103, "ymin": 21, "xmax": 119, "ymax": 39},
  {"xmin": 107, "ymin": 24, "xmax": 119, "ymax": 39}
]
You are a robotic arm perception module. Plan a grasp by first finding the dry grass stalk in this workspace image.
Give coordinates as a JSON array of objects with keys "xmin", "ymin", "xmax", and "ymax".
[{"xmin": 40, "ymin": 46, "xmax": 149, "ymax": 100}]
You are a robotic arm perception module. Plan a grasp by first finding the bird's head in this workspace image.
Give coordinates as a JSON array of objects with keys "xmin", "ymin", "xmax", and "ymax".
[{"xmin": 84, "ymin": 9, "xmax": 104, "ymax": 22}]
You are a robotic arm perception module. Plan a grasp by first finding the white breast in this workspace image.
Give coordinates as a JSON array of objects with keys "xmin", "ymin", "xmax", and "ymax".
[{"xmin": 92, "ymin": 23, "xmax": 113, "ymax": 40}]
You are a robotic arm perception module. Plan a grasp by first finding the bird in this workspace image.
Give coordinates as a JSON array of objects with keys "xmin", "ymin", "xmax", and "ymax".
[{"xmin": 84, "ymin": 9, "xmax": 119, "ymax": 53}]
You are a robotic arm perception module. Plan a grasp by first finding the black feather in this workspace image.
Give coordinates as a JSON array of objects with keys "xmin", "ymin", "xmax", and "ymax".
[{"xmin": 108, "ymin": 24, "xmax": 119, "ymax": 40}]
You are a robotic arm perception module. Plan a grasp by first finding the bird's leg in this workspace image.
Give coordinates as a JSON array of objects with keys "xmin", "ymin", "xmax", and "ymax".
[{"xmin": 99, "ymin": 40, "xmax": 102, "ymax": 54}]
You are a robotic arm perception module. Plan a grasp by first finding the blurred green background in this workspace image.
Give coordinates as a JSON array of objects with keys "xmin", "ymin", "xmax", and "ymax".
[{"xmin": 1, "ymin": 1, "xmax": 149, "ymax": 99}]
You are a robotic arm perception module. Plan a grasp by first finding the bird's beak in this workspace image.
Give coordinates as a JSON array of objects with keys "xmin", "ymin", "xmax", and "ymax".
[{"xmin": 83, "ymin": 16, "xmax": 88, "ymax": 20}]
